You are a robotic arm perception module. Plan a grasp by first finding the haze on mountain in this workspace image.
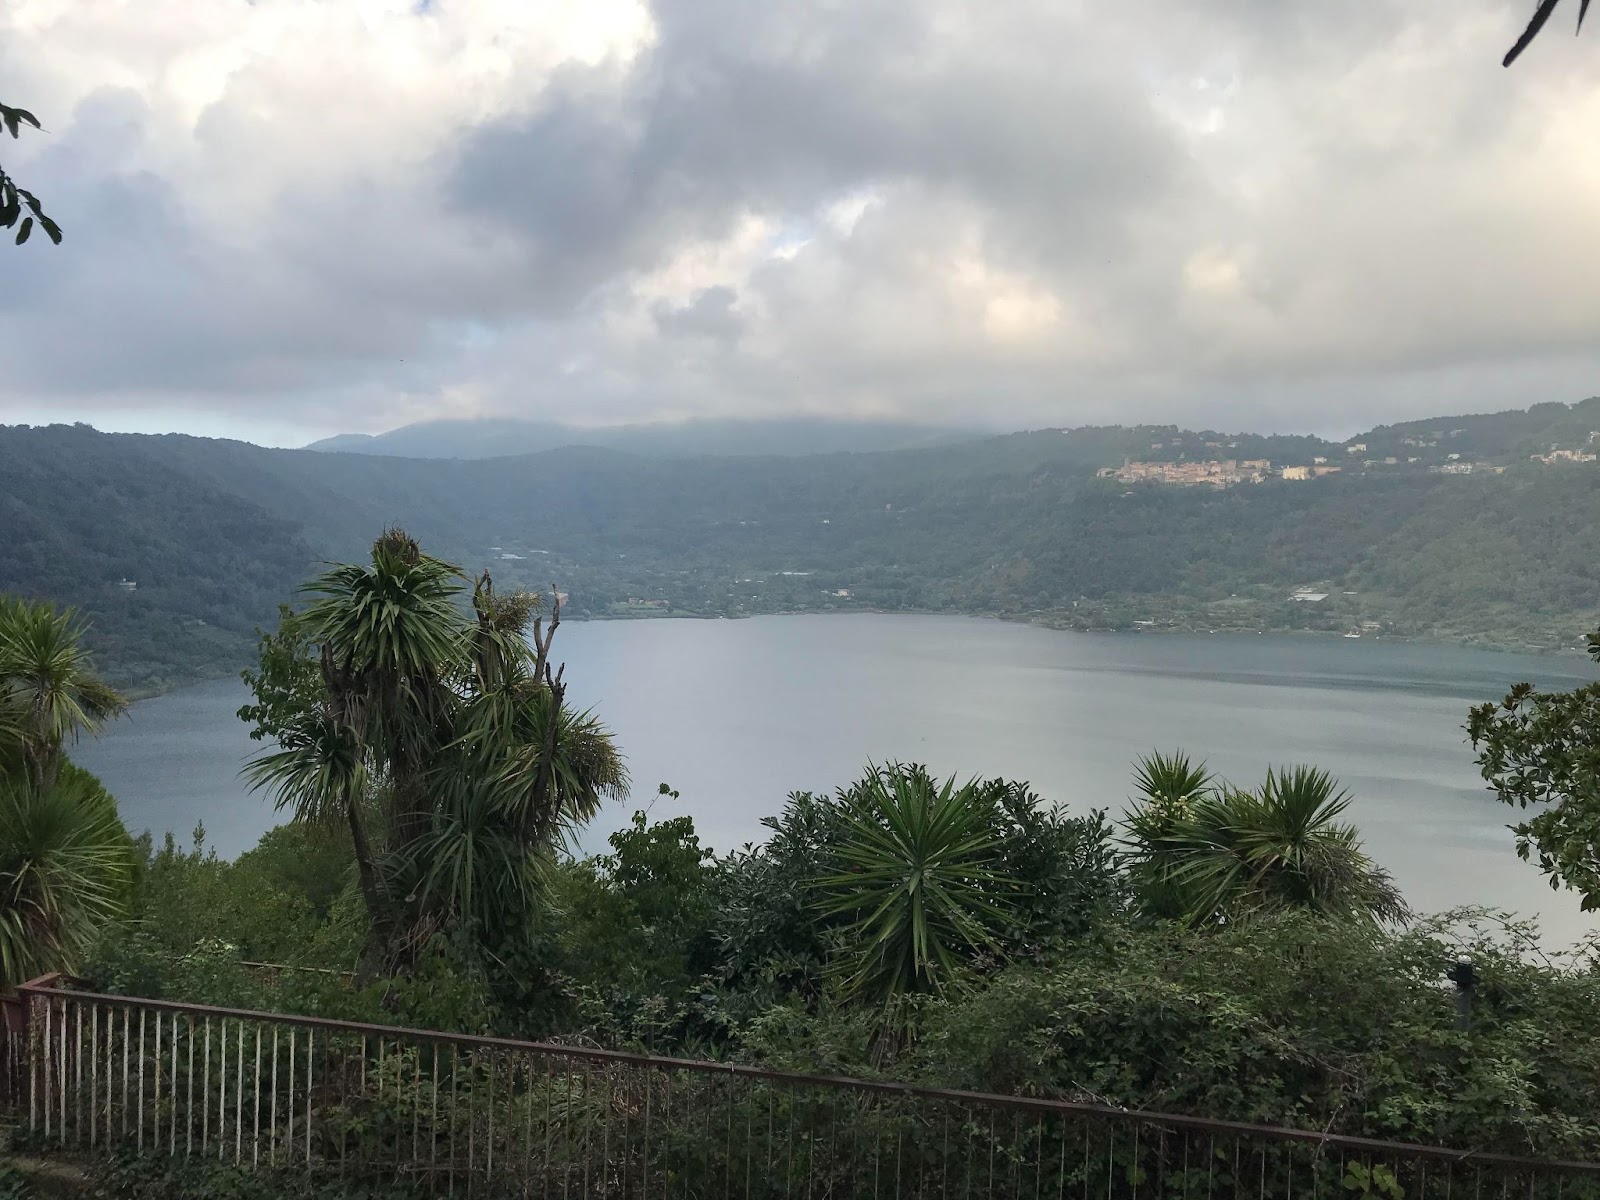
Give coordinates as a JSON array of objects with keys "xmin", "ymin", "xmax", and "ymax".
[
  {"xmin": 3, "ymin": 0, "xmax": 1598, "ymax": 447},
  {"xmin": 306, "ymin": 416, "xmax": 978, "ymax": 460}
]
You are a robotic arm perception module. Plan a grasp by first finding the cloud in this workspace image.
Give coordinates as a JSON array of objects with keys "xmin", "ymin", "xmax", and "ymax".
[{"xmin": 0, "ymin": 0, "xmax": 1597, "ymax": 443}]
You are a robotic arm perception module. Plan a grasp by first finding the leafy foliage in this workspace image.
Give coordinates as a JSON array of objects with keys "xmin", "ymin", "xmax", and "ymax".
[
  {"xmin": 909, "ymin": 911, "xmax": 1600, "ymax": 1157},
  {"xmin": 0, "ymin": 101, "xmax": 62, "ymax": 246},
  {"xmin": 56, "ymin": 727, "xmax": 1600, "ymax": 1167},
  {"xmin": 537, "ymin": 795, "xmax": 724, "ymax": 1047},
  {"xmin": 982, "ymin": 780, "xmax": 1125, "ymax": 952},
  {"xmin": 1469, "ymin": 671, "xmax": 1600, "ymax": 911},
  {"xmin": 0, "ymin": 1163, "xmax": 29, "ymax": 1200},
  {"xmin": 81, "ymin": 1150, "xmax": 430, "ymax": 1200}
]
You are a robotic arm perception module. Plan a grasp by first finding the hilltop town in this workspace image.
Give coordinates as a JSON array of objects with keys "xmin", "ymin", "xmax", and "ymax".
[
  {"xmin": 1097, "ymin": 457, "xmax": 1342, "ymax": 487},
  {"xmin": 1096, "ymin": 425, "xmax": 1600, "ymax": 489}
]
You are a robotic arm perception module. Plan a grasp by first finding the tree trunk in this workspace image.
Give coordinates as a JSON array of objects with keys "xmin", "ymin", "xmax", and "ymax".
[{"xmin": 344, "ymin": 791, "xmax": 392, "ymax": 980}]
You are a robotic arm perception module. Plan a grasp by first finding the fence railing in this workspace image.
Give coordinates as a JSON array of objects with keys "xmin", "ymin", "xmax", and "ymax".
[{"xmin": 13, "ymin": 977, "xmax": 1600, "ymax": 1198}]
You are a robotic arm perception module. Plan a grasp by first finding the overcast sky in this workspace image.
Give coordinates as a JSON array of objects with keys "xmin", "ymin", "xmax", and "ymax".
[{"xmin": 2, "ymin": 0, "xmax": 1596, "ymax": 447}]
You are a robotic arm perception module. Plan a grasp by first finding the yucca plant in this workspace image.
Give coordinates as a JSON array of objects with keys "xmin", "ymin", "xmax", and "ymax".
[
  {"xmin": 0, "ymin": 764, "xmax": 133, "ymax": 988},
  {"xmin": 0, "ymin": 596, "xmax": 127, "ymax": 790},
  {"xmin": 1126, "ymin": 761, "xmax": 1407, "ymax": 928},
  {"xmin": 815, "ymin": 764, "xmax": 1014, "ymax": 1013}
]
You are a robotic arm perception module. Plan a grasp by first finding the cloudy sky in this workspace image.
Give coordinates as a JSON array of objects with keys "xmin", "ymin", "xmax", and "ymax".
[{"xmin": 2, "ymin": 0, "xmax": 1596, "ymax": 446}]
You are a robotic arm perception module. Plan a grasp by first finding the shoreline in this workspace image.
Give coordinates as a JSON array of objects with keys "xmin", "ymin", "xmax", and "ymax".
[{"xmin": 112, "ymin": 607, "xmax": 1594, "ymax": 702}]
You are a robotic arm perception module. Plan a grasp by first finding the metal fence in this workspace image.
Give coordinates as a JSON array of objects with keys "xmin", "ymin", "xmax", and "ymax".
[{"xmin": 13, "ymin": 976, "xmax": 1600, "ymax": 1199}]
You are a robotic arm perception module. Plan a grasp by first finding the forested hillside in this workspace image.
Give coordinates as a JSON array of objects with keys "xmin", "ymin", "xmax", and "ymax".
[{"xmin": 5, "ymin": 400, "xmax": 1600, "ymax": 693}]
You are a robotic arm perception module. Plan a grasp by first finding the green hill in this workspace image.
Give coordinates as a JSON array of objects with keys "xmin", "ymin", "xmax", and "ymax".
[{"xmin": 5, "ymin": 400, "xmax": 1600, "ymax": 693}]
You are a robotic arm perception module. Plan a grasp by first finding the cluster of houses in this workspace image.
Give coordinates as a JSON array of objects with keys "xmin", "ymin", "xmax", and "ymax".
[
  {"xmin": 1530, "ymin": 447, "xmax": 1598, "ymax": 466},
  {"xmin": 1099, "ymin": 458, "xmax": 1341, "ymax": 489},
  {"xmin": 1100, "ymin": 425, "xmax": 1600, "ymax": 490}
]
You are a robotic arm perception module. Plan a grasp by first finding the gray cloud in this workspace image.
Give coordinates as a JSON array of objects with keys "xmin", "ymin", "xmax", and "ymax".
[
  {"xmin": 0, "ymin": 0, "xmax": 1596, "ymax": 442},
  {"xmin": 653, "ymin": 286, "xmax": 742, "ymax": 345}
]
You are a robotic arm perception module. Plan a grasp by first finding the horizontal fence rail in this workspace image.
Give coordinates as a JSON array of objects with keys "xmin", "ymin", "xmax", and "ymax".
[{"xmin": 14, "ymin": 980, "xmax": 1600, "ymax": 1198}]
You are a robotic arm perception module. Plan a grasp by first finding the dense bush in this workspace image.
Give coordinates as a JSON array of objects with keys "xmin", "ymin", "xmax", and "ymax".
[
  {"xmin": 80, "ymin": 1152, "xmax": 429, "ymax": 1200},
  {"xmin": 59, "ymin": 758, "xmax": 1600, "ymax": 1166},
  {"xmin": 907, "ymin": 913, "xmax": 1600, "ymax": 1157}
]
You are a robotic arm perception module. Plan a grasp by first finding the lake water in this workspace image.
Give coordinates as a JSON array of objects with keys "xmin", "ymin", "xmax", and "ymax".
[{"xmin": 73, "ymin": 615, "xmax": 1600, "ymax": 946}]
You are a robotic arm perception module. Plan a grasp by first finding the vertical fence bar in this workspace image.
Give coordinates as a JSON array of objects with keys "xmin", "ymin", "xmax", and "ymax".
[
  {"xmin": 305, "ymin": 1027, "xmax": 314, "ymax": 1170},
  {"xmin": 271, "ymin": 1027, "xmax": 280, "ymax": 1166},
  {"xmin": 134, "ymin": 1008, "xmax": 145, "ymax": 1150},
  {"xmin": 486, "ymin": 1050, "xmax": 496, "ymax": 1183},
  {"xmin": 120, "ymin": 1006, "xmax": 129, "ymax": 1143},
  {"xmin": 151, "ymin": 1012, "xmax": 159, "ymax": 1156},
  {"xmin": 119, "ymin": 1004, "xmax": 130, "ymax": 1145},
  {"xmin": 28, "ymin": 995, "xmax": 41, "ymax": 1138},
  {"xmin": 235, "ymin": 1019, "xmax": 244, "ymax": 1164},
  {"xmin": 203, "ymin": 1015, "xmax": 212, "ymax": 1156},
  {"xmin": 253, "ymin": 1024, "xmax": 262, "ymax": 1167},
  {"xmin": 103, "ymin": 1003, "xmax": 114, "ymax": 1146},
  {"xmin": 73, "ymin": 999, "xmax": 83, "ymax": 1146},
  {"xmin": 287, "ymin": 1028, "xmax": 296, "ymax": 1167},
  {"xmin": 88, "ymin": 1003, "xmax": 97, "ymax": 1150},
  {"xmin": 416, "ymin": 1043, "xmax": 428, "ymax": 1177},
  {"xmin": 185, "ymin": 1016, "xmax": 195, "ymax": 1157},
  {"xmin": 215, "ymin": 1016, "xmax": 225, "ymax": 1160},
  {"xmin": 169, "ymin": 1013, "xmax": 180, "ymax": 1156}
]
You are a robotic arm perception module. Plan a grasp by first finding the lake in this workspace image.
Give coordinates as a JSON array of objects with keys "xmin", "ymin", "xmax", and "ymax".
[{"xmin": 73, "ymin": 615, "xmax": 1600, "ymax": 946}]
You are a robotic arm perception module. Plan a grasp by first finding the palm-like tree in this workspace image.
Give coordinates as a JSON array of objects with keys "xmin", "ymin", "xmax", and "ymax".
[
  {"xmin": 301, "ymin": 529, "xmax": 467, "ymax": 856},
  {"xmin": 0, "ymin": 597, "xmax": 127, "ymax": 789},
  {"xmin": 815, "ymin": 764, "xmax": 1013, "ymax": 1009},
  {"xmin": 1124, "ymin": 758, "xmax": 1406, "ymax": 927},
  {"xmin": 0, "ymin": 598, "xmax": 130, "ymax": 988},
  {"xmin": 244, "ymin": 530, "xmax": 627, "ymax": 967},
  {"xmin": 0, "ymin": 764, "xmax": 132, "ymax": 988}
]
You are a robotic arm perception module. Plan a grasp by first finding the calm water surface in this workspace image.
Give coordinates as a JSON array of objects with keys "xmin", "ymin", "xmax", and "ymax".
[{"xmin": 74, "ymin": 616, "xmax": 1600, "ymax": 945}]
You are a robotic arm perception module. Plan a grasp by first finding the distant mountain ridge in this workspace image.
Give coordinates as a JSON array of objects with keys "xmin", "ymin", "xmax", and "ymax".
[
  {"xmin": 305, "ymin": 416, "xmax": 980, "ymax": 459},
  {"xmin": 7, "ymin": 397, "xmax": 1600, "ymax": 694}
]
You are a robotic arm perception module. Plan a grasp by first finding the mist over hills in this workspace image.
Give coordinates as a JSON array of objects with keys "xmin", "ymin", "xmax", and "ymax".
[
  {"xmin": 6, "ymin": 399, "xmax": 1600, "ymax": 694},
  {"xmin": 305, "ymin": 416, "xmax": 978, "ymax": 459}
]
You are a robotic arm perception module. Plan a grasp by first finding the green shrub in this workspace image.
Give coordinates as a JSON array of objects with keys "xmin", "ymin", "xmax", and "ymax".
[{"xmin": 908, "ymin": 911, "xmax": 1600, "ymax": 1158}]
